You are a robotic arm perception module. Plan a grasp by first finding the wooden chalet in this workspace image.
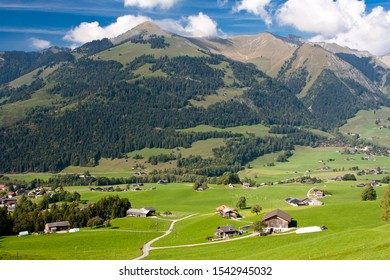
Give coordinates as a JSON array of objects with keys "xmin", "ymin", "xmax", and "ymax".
[
  {"xmin": 216, "ymin": 205, "xmax": 240, "ymax": 218},
  {"xmin": 45, "ymin": 221, "xmax": 71, "ymax": 233},
  {"xmin": 215, "ymin": 225, "xmax": 240, "ymax": 238},
  {"xmin": 262, "ymin": 209, "xmax": 292, "ymax": 229}
]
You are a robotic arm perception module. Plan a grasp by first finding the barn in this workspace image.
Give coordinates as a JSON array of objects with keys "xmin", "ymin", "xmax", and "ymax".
[
  {"xmin": 45, "ymin": 221, "xmax": 71, "ymax": 233},
  {"xmin": 262, "ymin": 209, "xmax": 292, "ymax": 229}
]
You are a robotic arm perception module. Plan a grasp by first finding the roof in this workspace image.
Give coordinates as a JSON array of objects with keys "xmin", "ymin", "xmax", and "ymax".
[
  {"xmin": 126, "ymin": 208, "xmax": 150, "ymax": 215},
  {"xmin": 262, "ymin": 209, "xmax": 291, "ymax": 223},
  {"xmin": 143, "ymin": 206, "xmax": 156, "ymax": 212},
  {"xmin": 216, "ymin": 205, "xmax": 236, "ymax": 212},
  {"xmin": 217, "ymin": 225, "xmax": 237, "ymax": 233},
  {"xmin": 46, "ymin": 221, "xmax": 71, "ymax": 228}
]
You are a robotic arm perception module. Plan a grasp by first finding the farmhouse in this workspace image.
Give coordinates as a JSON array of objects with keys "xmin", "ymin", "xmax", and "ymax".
[
  {"xmin": 313, "ymin": 189, "xmax": 324, "ymax": 197},
  {"xmin": 157, "ymin": 180, "xmax": 168, "ymax": 184},
  {"xmin": 45, "ymin": 221, "xmax": 71, "ymax": 233},
  {"xmin": 262, "ymin": 209, "xmax": 292, "ymax": 229},
  {"xmin": 126, "ymin": 207, "xmax": 156, "ymax": 217},
  {"xmin": 1, "ymin": 198, "xmax": 17, "ymax": 211},
  {"xmin": 285, "ymin": 197, "xmax": 308, "ymax": 206},
  {"xmin": 215, "ymin": 225, "xmax": 240, "ymax": 238},
  {"xmin": 216, "ymin": 205, "xmax": 240, "ymax": 218}
]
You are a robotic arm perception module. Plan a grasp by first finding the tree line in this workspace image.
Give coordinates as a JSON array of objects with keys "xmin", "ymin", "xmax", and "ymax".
[{"xmin": 0, "ymin": 194, "xmax": 130, "ymax": 235}]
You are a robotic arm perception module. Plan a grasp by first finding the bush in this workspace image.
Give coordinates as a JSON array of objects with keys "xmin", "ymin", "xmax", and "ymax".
[
  {"xmin": 342, "ymin": 174, "xmax": 357, "ymax": 181},
  {"xmin": 87, "ymin": 216, "xmax": 104, "ymax": 228}
]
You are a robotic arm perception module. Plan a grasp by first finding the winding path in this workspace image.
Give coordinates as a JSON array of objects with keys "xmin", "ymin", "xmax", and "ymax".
[
  {"xmin": 133, "ymin": 213, "xmax": 198, "ymax": 260},
  {"xmin": 133, "ymin": 213, "xmax": 259, "ymax": 260}
]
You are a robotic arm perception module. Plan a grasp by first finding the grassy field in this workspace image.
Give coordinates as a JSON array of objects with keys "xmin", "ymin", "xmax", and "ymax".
[
  {"xmin": 1, "ymin": 139, "xmax": 389, "ymax": 260},
  {"xmin": 189, "ymin": 88, "xmax": 245, "ymax": 108},
  {"xmin": 0, "ymin": 231, "xmax": 160, "ymax": 260},
  {"xmin": 240, "ymin": 145, "xmax": 390, "ymax": 183},
  {"xmin": 1, "ymin": 180, "xmax": 388, "ymax": 260},
  {"xmin": 340, "ymin": 107, "xmax": 390, "ymax": 148},
  {"xmin": 178, "ymin": 124, "xmax": 270, "ymax": 137}
]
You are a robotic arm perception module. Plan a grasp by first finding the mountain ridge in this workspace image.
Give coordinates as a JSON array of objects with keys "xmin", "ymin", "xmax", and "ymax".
[{"xmin": 0, "ymin": 22, "xmax": 389, "ymax": 172}]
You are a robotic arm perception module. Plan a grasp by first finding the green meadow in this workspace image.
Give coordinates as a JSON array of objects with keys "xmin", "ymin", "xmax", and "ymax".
[
  {"xmin": 240, "ymin": 145, "xmax": 390, "ymax": 183},
  {"xmin": 1, "ymin": 178, "xmax": 389, "ymax": 259},
  {"xmin": 1, "ymin": 121, "xmax": 390, "ymax": 260},
  {"xmin": 340, "ymin": 107, "xmax": 390, "ymax": 147}
]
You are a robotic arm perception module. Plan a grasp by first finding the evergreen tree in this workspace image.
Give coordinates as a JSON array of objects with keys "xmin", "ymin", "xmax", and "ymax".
[{"xmin": 361, "ymin": 185, "xmax": 377, "ymax": 201}]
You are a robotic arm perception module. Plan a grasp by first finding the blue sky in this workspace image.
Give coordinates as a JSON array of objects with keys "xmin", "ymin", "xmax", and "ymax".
[{"xmin": 1, "ymin": 0, "xmax": 390, "ymax": 55}]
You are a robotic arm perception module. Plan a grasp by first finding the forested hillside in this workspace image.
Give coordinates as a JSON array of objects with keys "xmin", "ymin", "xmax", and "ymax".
[{"xmin": 0, "ymin": 23, "xmax": 389, "ymax": 173}]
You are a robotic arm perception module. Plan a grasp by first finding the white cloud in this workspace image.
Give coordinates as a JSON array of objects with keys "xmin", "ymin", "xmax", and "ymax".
[
  {"xmin": 276, "ymin": 0, "xmax": 390, "ymax": 55},
  {"xmin": 124, "ymin": 0, "xmax": 178, "ymax": 9},
  {"xmin": 184, "ymin": 12, "xmax": 219, "ymax": 37},
  {"xmin": 234, "ymin": 0, "xmax": 272, "ymax": 25},
  {"xmin": 29, "ymin": 38, "xmax": 51, "ymax": 49},
  {"xmin": 217, "ymin": 0, "xmax": 229, "ymax": 7},
  {"xmin": 157, "ymin": 12, "xmax": 220, "ymax": 38},
  {"xmin": 63, "ymin": 15, "xmax": 151, "ymax": 45},
  {"xmin": 63, "ymin": 12, "xmax": 220, "ymax": 47}
]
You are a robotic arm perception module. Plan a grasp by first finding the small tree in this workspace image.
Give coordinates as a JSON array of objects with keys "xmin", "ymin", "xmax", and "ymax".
[
  {"xmin": 87, "ymin": 216, "xmax": 104, "ymax": 228},
  {"xmin": 236, "ymin": 196, "xmax": 247, "ymax": 209},
  {"xmin": 220, "ymin": 172, "xmax": 241, "ymax": 185},
  {"xmin": 251, "ymin": 204, "xmax": 262, "ymax": 215},
  {"xmin": 361, "ymin": 185, "xmax": 377, "ymax": 201},
  {"xmin": 380, "ymin": 184, "xmax": 390, "ymax": 223},
  {"xmin": 163, "ymin": 210, "xmax": 172, "ymax": 216},
  {"xmin": 252, "ymin": 220, "xmax": 267, "ymax": 233}
]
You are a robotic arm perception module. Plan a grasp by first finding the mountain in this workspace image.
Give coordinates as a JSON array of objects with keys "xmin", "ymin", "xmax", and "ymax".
[
  {"xmin": 0, "ymin": 22, "xmax": 389, "ymax": 172},
  {"xmin": 191, "ymin": 32, "xmax": 390, "ymax": 126}
]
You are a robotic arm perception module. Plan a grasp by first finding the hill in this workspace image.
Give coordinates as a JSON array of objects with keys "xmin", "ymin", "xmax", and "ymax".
[{"xmin": 0, "ymin": 22, "xmax": 389, "ymax": 173}]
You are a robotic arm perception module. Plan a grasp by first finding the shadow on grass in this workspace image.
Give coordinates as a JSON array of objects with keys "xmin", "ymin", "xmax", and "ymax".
[{"xmin": 289, "ymin": 220, "xmax": 298, "ymax": 227}]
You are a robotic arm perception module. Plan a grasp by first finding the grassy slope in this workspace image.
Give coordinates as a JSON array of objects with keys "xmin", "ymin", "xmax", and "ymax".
[
  {"xmin": 189, "ymin": 88, "xmax": 245, "ymax": 108},
  {"xmin": 178, "ymin": 124, "xmax": 270, "ymax": 137},
  {"xmin": 1, "ymin": 150, "xmax": 389, "ymax": 260},
  {"xmin": 0, "ymin": 217, "xmax": 171, "ymax": 260},
  {"xmin": 240, "ymin": 145, "xmax": 390, "ymax": 183},
  {"xmin": 145, "ymin": 185, "xmax": 389, "ymax": 260},
  {"xmin": 96, "ymin": 37, "xmax": 205, "ymax": 65},
  {"xmin": 340, "ymin": 107, "xmax": 390, "ymax": 148},
  {"xmin": 0, "ymin": 85, "xmax": 61, "ymax": 127}
]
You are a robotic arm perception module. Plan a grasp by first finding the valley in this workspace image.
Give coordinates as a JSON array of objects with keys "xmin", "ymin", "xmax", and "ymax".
[{"xmin": 1, "ymin": 21, "xmax": 390, "ymax": 261}]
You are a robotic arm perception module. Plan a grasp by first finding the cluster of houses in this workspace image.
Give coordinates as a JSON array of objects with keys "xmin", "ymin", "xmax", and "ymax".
[
  {"xmin": 215, "ymin": 209, "xmax": 295, "ymax": 238},
  {"xmin": 0, "ymin": 185, "xmax": 27, "ymax": 212},
  {"xmin": 285, "ymin": 189, "xmax": 325, "ymax": 207},
  {"xmin": 88, "ymin": 183, "xmax": 158, "ymax": 192},
  {"xmin": 356, "ymin": 180, "xmax": 382, "ymax": 188}
]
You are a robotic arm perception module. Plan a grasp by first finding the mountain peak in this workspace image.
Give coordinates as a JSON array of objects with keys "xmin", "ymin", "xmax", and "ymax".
[{"xmin": 111, "ymin": 21, "xmax": 170, "ymax": 45}]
